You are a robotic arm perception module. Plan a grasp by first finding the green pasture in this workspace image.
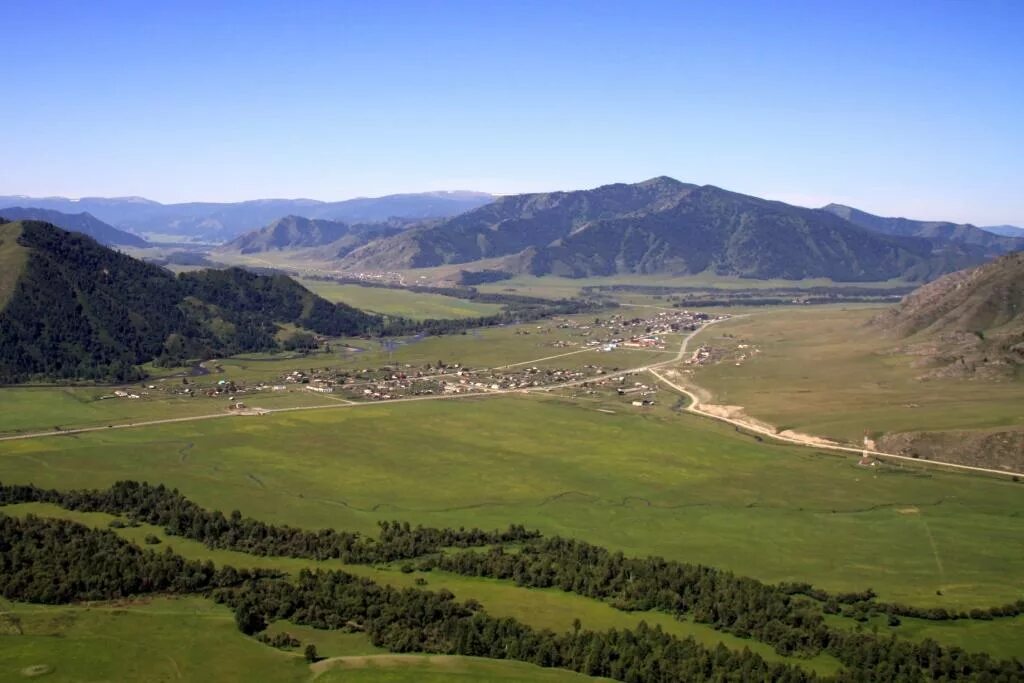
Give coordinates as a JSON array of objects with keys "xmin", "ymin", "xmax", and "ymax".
[
  {"xmin": 0, "ymin": 597, "xmax": 313, "ymax": 682},
  {"xmin": 1, "ymin": 394, "xmax": 1021, "ymax": 612},
  {"xmin": 0, "ymin": 596, "xmax": 592, "ymax": 682},
  {"xmin": 0, "ymin": 385, "xmax": 333, "ymax": 436},
  {"xmin": 689, "ymin": 306, "xmax": 1024, "ymax": 442},
  {"xmin": 297, "ymin": 279, "xmax": 504, "ymax": 320},
  {"xmin": 472, "ymin": 273, "xmax": 909, "ymax": 300},
  {"xmin": 312, "ymin": 655, "xmax": 607, "ymax": 682}
]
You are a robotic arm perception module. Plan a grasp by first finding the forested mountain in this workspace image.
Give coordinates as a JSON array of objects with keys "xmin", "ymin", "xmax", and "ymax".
[
  {"xmin": 0, "ymin": 219, "xmax": 379, "ymax": 382},
  {"xmin": 872, "ymin": 251, "xmax": 1024, "ymax": 377},
  {"xmin": 0, "ymin": 192, "xmax": 494, "ymax": 242},
  {"xmin": 822, "ymin": 204, "xmax": 1024, "ymax": 258},
  {"xmin": 0, "ymin": 206, "xmax": 148, "ymax": 247},
  {"xmin": 218, "ymin": 215, "xmax": 406, "ymax": 257},
  {"xmin": 339, "ymin": 177, "xmax": 967, "ymax": 281}
]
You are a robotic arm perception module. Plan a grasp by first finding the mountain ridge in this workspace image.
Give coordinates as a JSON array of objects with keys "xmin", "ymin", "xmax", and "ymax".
[
  {"xmin": 0, "ymin": 207, "xmax": 148, "ymax": 247},
  {"xmin": 822, "ymin": 204, "xmax": 1024, "ymax": 257},
  {"xmin": 0, "ymin": 191, "xmax": 495, "ymax": 242},
  {"xmin": 217, "ymin": 215, "xmax": 408, "ymax": 257},
  {"xmin": 338, "ymin": 178, "xmax": 972, "ymax": 281}
]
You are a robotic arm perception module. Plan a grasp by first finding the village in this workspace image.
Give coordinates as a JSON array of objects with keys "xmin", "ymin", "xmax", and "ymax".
[{"xmin": 99, "ymin": 308, "xmax": 728, "ymax": 413}]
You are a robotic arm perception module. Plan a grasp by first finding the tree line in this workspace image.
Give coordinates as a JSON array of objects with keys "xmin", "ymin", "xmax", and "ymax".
[{"xmin": 0, "ymin": 480, "xmax": 539, "ymax": 563}]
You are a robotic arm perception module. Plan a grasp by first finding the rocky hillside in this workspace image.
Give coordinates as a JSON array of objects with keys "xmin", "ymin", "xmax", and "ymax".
[
  {"xmin": 0, "ymin": 219, "xmax": 380, "ymax": 383},
  {"xmin": 0, "ymin": 207, "xmax": 148, "ymax": 247},
  {"xmin": 872, "ymin": 251, "xmax": 1024, "ymax": 378},
  {"xmin": 219, "ymin": 215, "xmax": 405, "ymax": 257},
  {"xmin": 340, "ymin": 177, "xmax": 963, "ymax": 281}
]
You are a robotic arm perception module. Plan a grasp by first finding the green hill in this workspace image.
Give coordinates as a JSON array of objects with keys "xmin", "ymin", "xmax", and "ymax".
[
  {"xmin": 0, "ymin": 219, "xmax": 379, "ymax": 382},
  {"xmin": 339, "ymin": 177, "xmax": 968, "ymax": 281}
]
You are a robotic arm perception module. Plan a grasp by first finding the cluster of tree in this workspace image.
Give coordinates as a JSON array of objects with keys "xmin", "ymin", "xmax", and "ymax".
[
  {"xmin": 0, "ymin": 481, "xmax": 539, "ymax": 563},
  {"xmin": 847, "ymin": 599, "xmax": 1024, "ymax": 622},
  {"xmin": 0, "ymin": 514, "xmax": 270, "ymax": 603},
  {"xmin": 256, "ymin": 630, "xmax": 301, "ymax": 649},
  {"xmin": 215, "ymin": 569, "xmax": 812, "ymax": 682},
  {"xmin": 456, "ymin": 269, "xmax": 513, "ymax": 285},
  {"xmin": 427, "ymin": 540, "xmax": 1024, "ymax": 678}
]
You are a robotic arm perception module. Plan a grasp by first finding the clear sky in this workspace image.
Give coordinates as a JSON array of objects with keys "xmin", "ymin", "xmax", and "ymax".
[{"xmin": 2, "ymin": 0, "xmax": 1022, "ymax": 224}]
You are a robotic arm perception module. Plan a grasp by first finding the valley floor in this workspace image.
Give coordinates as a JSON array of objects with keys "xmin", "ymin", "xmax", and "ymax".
[{"xmin": 1, "ymin": 302, "xmax": 1022, "ymax": 681}]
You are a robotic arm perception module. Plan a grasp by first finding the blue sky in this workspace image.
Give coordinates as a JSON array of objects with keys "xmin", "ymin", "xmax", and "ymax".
[{"xmin": 1, "ymin": 0, "xmax": 1022, "ymax": 224}]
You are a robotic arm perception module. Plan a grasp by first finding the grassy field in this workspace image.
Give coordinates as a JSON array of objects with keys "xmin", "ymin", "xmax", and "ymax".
[
  {"xmin": 2, "ymin": 394, "xmax": 1021, "ymax": 611},
  {"xmin": 688, "ymin": 306, "xmax": 1024, "ymax": 442},
  {"xmin": 0, "ymin": 597, "xmax": 597, "ymax": 682},
  {"xmin": 297, "ymin": 279, "xmax": 504, "ymax": 320},
  {"xmin": 0, "ymin": 597, "xmax": 313, "ymax": 682},
  {"xmin": 313, "ymin": 655, "xmax": 607, "ymax": 682},
  {"xmin": 0, "ymin": 222, "xmax": 28, "ymax": 311},
  {"xmin": 471, "ymin": 273, "xmax": 910, "ymax": 300}
]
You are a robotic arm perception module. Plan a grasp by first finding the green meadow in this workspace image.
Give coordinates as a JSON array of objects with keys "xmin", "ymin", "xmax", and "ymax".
[
  {"xmin": 0, "ymin": 597, "xmax": 599, "ymax": 683},
  {"xmin": 2, "ymin": 394, "xmax": 1021, "ymax": 610},
  {"xmin": 297, "ymin": 278, "xmax": 505, "ymax": 320}
]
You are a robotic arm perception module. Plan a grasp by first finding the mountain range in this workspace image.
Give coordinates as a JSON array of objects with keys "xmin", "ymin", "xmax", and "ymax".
[
  {"xmin": 982, "ymin": 224, "xmax": 1024, "ymax": 238},
  {"xmin": 822, "ymin": 204, "xmax": 1023, "ymax": 258},
  {"xmin": 0, "ymin": 192, "xmax": 494, "ymax": 243},
  {"xmin": 0, "ymin": 219, "xmax": 379, "ymax": 383},
  {"xmin": 330, "ymin": 177, "xmax": 999, "ymax": 281},
  {"xmin": 0, "ymin": 207, "xmax": 148, "ymax": 247}
]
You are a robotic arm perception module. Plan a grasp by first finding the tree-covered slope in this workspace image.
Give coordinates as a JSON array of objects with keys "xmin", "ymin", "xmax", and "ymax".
[
  {"xmin": 0, "ymin": 220, "xmax": 379, "ymax": 382},
  {"xmin": 340, "ymin": 178, "xmax": 960, "ymax": 281},
  {"xmin": 0, "ymin": 206, "xmax": 148, "ymax": 247}
]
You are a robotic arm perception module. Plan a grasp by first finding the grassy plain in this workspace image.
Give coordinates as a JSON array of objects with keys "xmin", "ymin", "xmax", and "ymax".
[
  {"xmin": 689, "ymin": 306, "xmax": 1024, "ymax": 442},
  {"xmin": 297, "ymin": 278, "xmax": 504, "ymax": 319},
  {"xmin": 471, "ymin": 273, "xmax": 910, "ymax": 299},
  {"xmin": 0, "ymin": 597, "xmax": 596, "ymax": 682},
  {"xmin": 313, "ymin": 655, "xmax": 607, "ymax": 682},
  {"xmin": 1, "ymin": 395, "xmax": 1021, "ymax": 612}
]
